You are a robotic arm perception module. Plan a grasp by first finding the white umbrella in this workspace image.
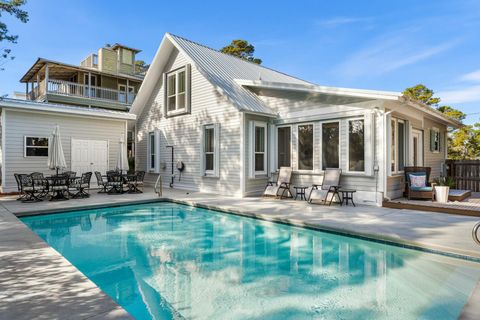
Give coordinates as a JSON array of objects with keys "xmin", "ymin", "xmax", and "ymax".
[
  {"xmin": 116, "ymin": 134, "xmax": 129, "ymax": 173},
  {"xmin": 48, "ymin": 125, "xmax": 67, "ymax": 175}
]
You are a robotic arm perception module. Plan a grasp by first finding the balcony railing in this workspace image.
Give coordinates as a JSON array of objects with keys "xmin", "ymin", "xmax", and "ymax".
[{"xmin": 31, "ymin": 79, "xmax": 135, "ymax": 104}]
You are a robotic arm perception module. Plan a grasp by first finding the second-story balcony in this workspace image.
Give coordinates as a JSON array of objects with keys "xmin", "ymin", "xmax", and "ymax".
[{"xmin": 29, "ymin": 79, "xmax": 136, "ymax": 106}]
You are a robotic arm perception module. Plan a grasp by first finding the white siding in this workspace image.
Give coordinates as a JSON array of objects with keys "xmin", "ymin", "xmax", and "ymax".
[
  {"xmin": 2, "ymin": 109, "xmax": 126, "ymax": 192},
  {"xmin": 136, "ymin": 48, "xmax": 242, "ymax": 196}
]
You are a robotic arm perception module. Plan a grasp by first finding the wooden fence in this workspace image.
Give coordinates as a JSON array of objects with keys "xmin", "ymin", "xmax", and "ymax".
[{"xmin": 446, "ymin": 160, "xmax": 480, "ymax": 192}]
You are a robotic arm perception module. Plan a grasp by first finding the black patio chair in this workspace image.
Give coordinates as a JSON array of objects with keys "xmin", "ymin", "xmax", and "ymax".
[
  {"xmin": 106, "ymin": 171, "xmax": 124, "ymax": 194},
  {"xmin": 31, "ymin": 172, "xmax": 49, "ymax": 198},
  {"xmin": 19, "ymin": 174, "xmax": 42, "ymax": 203},
  {"xmin": 70, "ymin": 172, "xmax": 92, "ymax": 198},
  {"xmin": 14, "ymin": 173, "xmax": 27, "ymax": 201},
  {"xmin": 127, "ymin": 170, "xmax": 145, "ymax": 193},
  {"xmin": 95, "ymin": 171, "xmax": 108, "ymax": 193}
]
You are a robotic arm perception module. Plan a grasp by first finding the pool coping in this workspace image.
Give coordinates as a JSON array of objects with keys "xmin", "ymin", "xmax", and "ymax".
[{"xmin": 11, "ymin": 196, "xmax": 480, "ymax": 319}]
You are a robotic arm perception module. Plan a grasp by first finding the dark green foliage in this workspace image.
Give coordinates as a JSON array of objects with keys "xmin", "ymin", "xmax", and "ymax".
[{"xmin": 220, "ymin": 40, "xmax": 262, "ymax": 64}]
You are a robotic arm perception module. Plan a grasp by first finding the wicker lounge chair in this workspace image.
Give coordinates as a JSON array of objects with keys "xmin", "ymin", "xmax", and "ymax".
[
  {"xmin": 404, "ymin": 167, "xmax": 435, "ymax": 200},
  {"xmin": 263, "ymin": 167, "xmax": 293, "ymax": 199},
  {"xmin": 308, "ymin": 168, "xmax": 342, "ymax": 205}
]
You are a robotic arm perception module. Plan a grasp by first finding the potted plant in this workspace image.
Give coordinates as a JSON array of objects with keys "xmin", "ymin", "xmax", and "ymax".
[{"xmin": 433, "ymin": 176, "xmax": 456, "ymax": 203}]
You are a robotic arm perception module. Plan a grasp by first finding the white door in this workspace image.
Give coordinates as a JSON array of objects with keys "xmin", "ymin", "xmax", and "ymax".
[
  {"xmin": 411, "ymin": 129, "xmax": 423, "ymax": 166},
  {"xmin": 71, "ymin": 139, "xmax": 108, "ymax": 174}
]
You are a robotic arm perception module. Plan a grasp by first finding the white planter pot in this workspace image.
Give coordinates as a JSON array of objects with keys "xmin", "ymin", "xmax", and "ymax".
[{"xmin": 435, "ymin": 186, "xmax": 450, "ymax": 203}]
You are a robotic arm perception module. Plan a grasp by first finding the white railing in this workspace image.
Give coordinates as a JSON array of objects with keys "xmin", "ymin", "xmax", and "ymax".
[{"xmin": 45, "ymin": 79, "xmax": 135, "ymax": 104}]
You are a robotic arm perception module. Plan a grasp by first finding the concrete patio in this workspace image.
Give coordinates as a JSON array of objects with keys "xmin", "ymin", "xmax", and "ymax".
[{"xmin": 1, "ymin": 187, "xmax": 479, "ymax": 319}]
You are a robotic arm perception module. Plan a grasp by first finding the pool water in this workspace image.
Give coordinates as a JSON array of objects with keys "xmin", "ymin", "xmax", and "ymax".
[{"xmin": 22, "ymin": 202, "xmax": 480, "ymax": 320}]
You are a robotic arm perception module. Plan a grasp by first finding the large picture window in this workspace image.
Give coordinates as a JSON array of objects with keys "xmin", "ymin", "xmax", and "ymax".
[
  {"xmin": 166, "ymin": 67, "xmax": 186, "ymax": 113},
  {"xmin": 298, "ymin": 124, "xmax": 313, "ymax": 170},
  {"xmin": 277, "ymin": 126, "xmax": 291, "ymax": 168},
  {"xmin": 148, "ymin": 132, "xmax": 156, "ymax": 171},
  {"xmin": 322, "ymin": 122, "xmax": 339, "ymax": 170},
  {"xmin": 24, "ymin": 137, "xmax": 49, "ymax": 157},
  {"xmin": 348, "ymin": 119, "xmax": 365, "ymax": 172},
  {"xmin": 254, "ymin": 124, "xmax": 267, "ymax": 174}
]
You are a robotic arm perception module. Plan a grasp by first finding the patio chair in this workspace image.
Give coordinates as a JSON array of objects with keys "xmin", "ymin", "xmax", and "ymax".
[
  {"xmin": 49, "ymin": 173, "xmax": 70, "ymax": 201},
  {"xmin": 308, "ymin": 168, "xmax": 342, "ymax": 205},
  {"xmin": 404, "ymin": 167, "xmax": 435, "ymax": 201},
  {"xmin": 263, "ymin": 167, "xmax": 293, "ymax": 199},
  {"xmin": 106, "ymin": 171, "xmax": 124, "ymax": 194},
  {"xmin": 63, "ymin": 171, "xmax": 77, "ymax": 178},
  {"xmin": 14, "ymin": 173, "xmax": 27, "ymax": 201},
  {"xmin": 19, "ymin": 174, "xmax": 42, "ymax": 203},
  {"xmin": 31, "ymin": 172, "xmax": 49, "ymax": 198},
  {"xmin": 70, "ymin": 172, "xmax": 92, "ymax": 198},
  {"xmin": 95, "ymin": 171, "xmax": 108, "ymax": 193},
  {"xmin": 127, "ymin": 170, "xmax": 145, "ymax": 193}
]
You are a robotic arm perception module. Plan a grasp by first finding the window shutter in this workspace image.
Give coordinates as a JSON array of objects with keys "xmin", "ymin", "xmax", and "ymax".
[
  {"xmin": 248, "ymin": 121, "xmax": 255, "ymax": 178},
  {"xmin": 439, "ymin": 131, "xmax": 443, "ymax": 152},
  {"xmin": 214, "ymin": 123, "xmax": 220, "ymax": 177},
  {"xmin": 163, "ymin": 72, "xmax": 168, "ymax": 117},
  {"xmin": 430, "ymin": 130, "xmax": 434, "ymax": 152},
  {"xmin": 186, "ymin": 64, "xmax": 192, "ymax": 114},
  {"xmin": 155, "ymin": 130, "xmax": 161, "ymax": 173}
]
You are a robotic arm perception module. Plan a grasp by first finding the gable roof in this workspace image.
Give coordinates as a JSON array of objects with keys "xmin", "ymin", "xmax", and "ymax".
[{"xmin": 131, "ymin": 33, "xmax": 313, "ymax": 116}]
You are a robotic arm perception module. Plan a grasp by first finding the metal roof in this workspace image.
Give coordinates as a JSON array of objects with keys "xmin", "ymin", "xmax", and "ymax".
[
  {"xmin": 167, "ymin": 33, "xmax": 314, "ymax": 116},
  {"xmin": 0, "ymin": 98, "xmax": 136, "ymax": 120}
]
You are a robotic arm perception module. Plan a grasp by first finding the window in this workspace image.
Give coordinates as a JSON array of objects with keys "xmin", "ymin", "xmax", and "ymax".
[
  {"xmin": 348, "ymin": 119, "xmax": 365, "ymax": 172},
  {"xmin": 322, "ymin": 122, "xmax": 339, "ymax": 170},
  {"xmin": 92, "ymin": 54, "xmax": 98, "ymax": 66},
  {"xmin": 204, "ymin": 125, "xmax": 215, "ymax": 174},
  {"xmin": 148, "ymin": 132, "xmax": 156, "ymax": 170},
  {"xmin": 121, "ymin": 49, "xmax": 133, "ymax": 65},
  {"xmin": 390, "ymin": 119, "xmax": 406, "ymax": 173},
  {"xmin": 254, "ymin": 124, "xmax": 267, "ymax": 174},
  {"xmin": 298, "ymin": 124, "xmax": 313, "ymax": 170},
  {"xmin": 24, "ymin": 137, "xmax": 49, "ymax": 157},
  {"xmin": 430, "ymin": 128, "xmax": 441, "ymax": 152},
  {"xmin": 277, "ymin": 126, "xmax": 291, "ymax": 168},
  {"xmin": 166, "ymin": 68, "xmax": 187, "ymax": 113}
]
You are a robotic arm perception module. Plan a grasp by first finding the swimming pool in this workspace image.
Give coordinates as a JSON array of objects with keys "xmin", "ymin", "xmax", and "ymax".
[{"xmin": 22, "ymin": 202, "xmax": 480, "ymax": 319}]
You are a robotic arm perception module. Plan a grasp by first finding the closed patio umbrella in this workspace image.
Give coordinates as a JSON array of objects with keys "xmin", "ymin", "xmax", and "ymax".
[
  {"xmin": 116, "ymin": 134, "xmax": 129, "ymax": 173},
  {"xmin": 48, "ymin": 125, "xmax": 67, "ymax": 175}
]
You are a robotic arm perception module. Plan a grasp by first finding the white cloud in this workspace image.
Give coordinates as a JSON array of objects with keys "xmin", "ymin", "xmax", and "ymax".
[
  {"xmin": 335, "ymin": 36, "xmax": 460, "ymax": 78},
  {"xmin": 315, "ymin": 17, "xmax": 371, "ymax": 28},
  {"xmin": 459, "ymin": 69, "xmax": 480, "ymax": 82},
  {"xmin": 437, "ymin": 85, "xmax": 480, "ymax": 104}
]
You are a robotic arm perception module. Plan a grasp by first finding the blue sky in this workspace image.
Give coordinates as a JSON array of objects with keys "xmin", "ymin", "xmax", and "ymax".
[{"xmin": 1, "ymin": 0, "xmax": 480, "ymax": 124}]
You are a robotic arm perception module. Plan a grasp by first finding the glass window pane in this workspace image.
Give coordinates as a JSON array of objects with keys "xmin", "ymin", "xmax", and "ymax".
[
  {"xmin": 168, "ymin": 97, "xmax": 176, "ymax": 111},
  {"xmin": 26, "ymin": 137, "xmax": 49, "ymax": 147},
  {"xmin": 277, "ymin": 127, "xmax": 291, "ymax": 168},
  {"xmin": 255, "ymin": 126, "xmax": 265, "ymax": 152},
  {"xmin": 391, "ymin": 120, "xmax": 396, "ymax": 172},
  {"xmin": 298, "ymin": 124, "xmax": 313, "ymax": 170},
  {"xmin": 205, "ymin": 154, "xmax": 214, "ymax": 171},
  {"xmin": 151, "ymin": 155, "xmax": 155, "ymax": 168},
  {"xmin": 26, "ymin": 148, "xmax": 48, "ymax": 157},
  {"xmin": 205, "ymin": 128, "xmax": 214, "ymax": 152},
  {"xmin": 177, "ymin": 93, "xmax": 186, "ymax": 110},
  {"xmin": 255, "ymin": 154, "xmax": 264, "ymax": 172},
  {"xmin": 322, "ymin": 122, "xmax": 339, "ymax": 170},
  {"xmin": 178, "ymin": 71, "xmax": 185, "ymax": 93},
  {"xmin": 150, "ymin": 134, "xmax": 155, "ymax": 153},
  {"xmin": 167, "ymin": 74, "xmax": 176, "ymax": 96},
  {"xmin": 398, "ymin": 122, "xmax": 405, "ymax": 171},
  {"xmin": 349, "ymin": 120, "xmax": 365, "ymax": 171}
]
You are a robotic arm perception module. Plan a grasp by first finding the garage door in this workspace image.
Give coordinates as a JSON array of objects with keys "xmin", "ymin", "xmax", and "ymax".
[{"xmin": 71, "ymin": 139, "xmax": 109, "ymax": 175}]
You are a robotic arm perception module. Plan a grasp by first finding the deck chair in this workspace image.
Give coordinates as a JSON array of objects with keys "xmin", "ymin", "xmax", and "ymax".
[
  {"xmin": 263, "ymin": 167, "xmax": 293, "ymax": 199},
  {"xmin": 308, "ymin": 168, "xmax": 342, "ymax": 205}
]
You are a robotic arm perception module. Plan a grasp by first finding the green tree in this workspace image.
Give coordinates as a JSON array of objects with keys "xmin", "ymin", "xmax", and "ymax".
[
  {"xmin": 403, "ymin": 84, "xmax": 441, "ymax": 106},
  {"xmin": 0, "ymin": 0, "xmax": 29, "ymax": 70},
  {"xmin": 448, "ymin": 123, "xmax": 480, "ymax": 159},
  {"xmin": 437, "ymin": 105, "xmax": 466, "ymax": 122},
  {"xmin": 135, "ymin": 60, "xmax": 149, "ymax": 74},
  {"xmin": 220, "ymin": 40, "xmax": 262, "ymax": 64}
]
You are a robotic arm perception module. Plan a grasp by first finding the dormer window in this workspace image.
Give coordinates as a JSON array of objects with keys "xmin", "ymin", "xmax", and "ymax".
[
  {"xmin": 164, "ymin": 65, "xmax": 191, "ymax": 117},
  {"xmin": 121, "ymin": 48, "xmax": 133, "ymax": 65}
]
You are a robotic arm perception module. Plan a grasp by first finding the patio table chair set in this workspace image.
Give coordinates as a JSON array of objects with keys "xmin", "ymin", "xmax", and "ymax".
[
  {"xmin": 94, "ymin": 170, "xmax": 145, "ymax": 194},
  {"xmin": 14, "ymin": 171, "xmax": 93, "ymax": 202},
  {"xmin": 263, "ymin": 167, "xmax": 345, "ymax": 206}
]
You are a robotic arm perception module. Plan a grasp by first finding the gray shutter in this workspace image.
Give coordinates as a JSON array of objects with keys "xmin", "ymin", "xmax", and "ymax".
[
  {"xmin": 439, "ymin": 131, "xmax": 443, "ymax": 152},
  {"xmin": 186, "ymin": 64, "xmax": 192, "ymax": 114},
  {"xmin": 163, "ymin": 72, "xmax": 168, "ymax": 117},
  {"xmin": 430, "ymin": 129, "xmax": 434, "ymax": 151},
  {"xmin": 214, "ymin": 123, "xmax": 220, "ymax": 177},
  {"xmin": 200, "ymin": 125, "xmax": 205, "ymax": 176}
]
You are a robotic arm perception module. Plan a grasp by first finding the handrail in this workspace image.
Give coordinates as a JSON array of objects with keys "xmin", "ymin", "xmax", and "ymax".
[
  {"xmin": 45, "ymin": 79, "xmax": 135, "ymax": 104},
  {"xmin": 473, "ymin": 222, "xmax": 480, "ymax": 246},
  {"xmin": 154, "ymin": 175, "xmax": 162, "ymax": 197}
]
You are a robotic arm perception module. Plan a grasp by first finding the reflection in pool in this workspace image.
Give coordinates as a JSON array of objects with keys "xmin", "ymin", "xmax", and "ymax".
[{"xmin": 22, "ymin": 203, "xmax": 480, "ymax": 319}]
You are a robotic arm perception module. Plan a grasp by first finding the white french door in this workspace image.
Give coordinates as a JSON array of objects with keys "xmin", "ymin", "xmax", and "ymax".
[
  {"xmin": 410, "ymin": 129, "xmax": 423, "ymax": 166},
  {"xmin": 71, "ymin": 139, "xmax": 109, "ymax": 174}
]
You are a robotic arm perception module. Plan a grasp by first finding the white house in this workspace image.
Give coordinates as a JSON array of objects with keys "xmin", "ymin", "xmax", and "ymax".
[{"xmin": 131, "ymin": 33, "xmax": 461, "ymax": 205}]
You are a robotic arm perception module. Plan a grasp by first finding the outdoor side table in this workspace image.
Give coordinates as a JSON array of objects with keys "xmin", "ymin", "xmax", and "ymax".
[
  {"xmin": 294, "ymin": 186, "xmax": 308, "ymax": 201},
  {"xmin": 339, "ymin": 189, "xmax": 356, "ymax": 207}
]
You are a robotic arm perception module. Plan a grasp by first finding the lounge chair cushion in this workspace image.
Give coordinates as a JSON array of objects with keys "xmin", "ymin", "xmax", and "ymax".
[
  {"xmin": 264, "ymin": 185, "xmax": 282, "ymax": 197},
  {"xmin": 410, "ymin": 186, "xmax": 433, "ymax": 192},
  {"xmin": 309, "ymin": 189, "xmax": 329, "ymax": 201},
  {"xmin": 409, "ymin": 174, "xmax": 426, "ymax": 188}
]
